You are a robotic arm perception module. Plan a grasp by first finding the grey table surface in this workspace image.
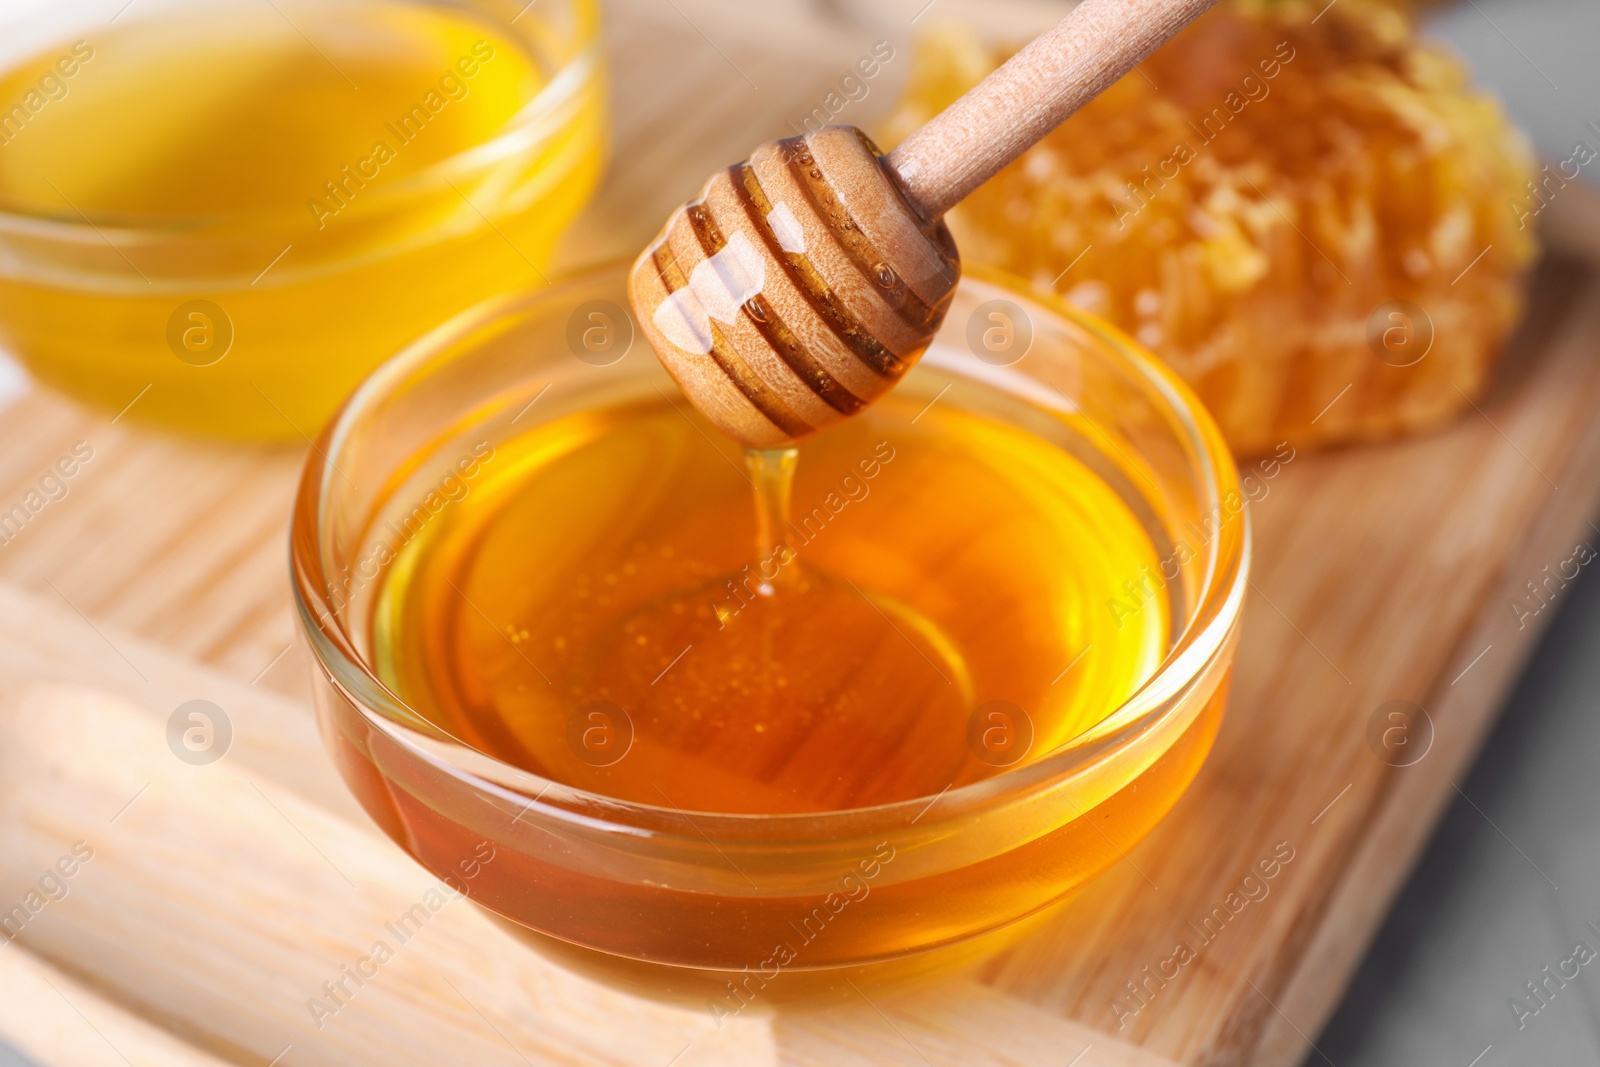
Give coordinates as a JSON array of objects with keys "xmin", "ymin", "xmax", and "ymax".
[
  {"xmin": 0, "ymin": 1, "xmax": 1595, "ymax": 1065},
  {"xmin": 1318, "ymin": 541, "xmax": 1600, "ymax": 1065}
]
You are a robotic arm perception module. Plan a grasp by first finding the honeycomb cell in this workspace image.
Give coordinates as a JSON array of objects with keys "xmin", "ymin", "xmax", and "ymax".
[{"xmin": 881, "ymin": 0, "xmax": 1539, "ymax": 454}]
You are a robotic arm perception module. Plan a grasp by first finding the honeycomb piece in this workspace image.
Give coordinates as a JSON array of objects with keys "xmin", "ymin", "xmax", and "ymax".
[{"xmin": 880, "ymin": 0, "xmax": 1539, "ymax": 455}]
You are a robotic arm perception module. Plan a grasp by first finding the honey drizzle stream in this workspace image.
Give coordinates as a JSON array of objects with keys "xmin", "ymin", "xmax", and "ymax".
[{"xmin": 744, "ymin": 446, "xmax": 802, "ymax": 596}]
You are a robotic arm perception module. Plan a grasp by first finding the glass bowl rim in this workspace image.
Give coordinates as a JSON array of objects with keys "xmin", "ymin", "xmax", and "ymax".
[
  {"xmin": 289, "ymin": 259, "xmax": 1250, "ymax": 837},
  {"xmin": 0, "ymin": 0, "xmax": 601, "ymax": 239}
]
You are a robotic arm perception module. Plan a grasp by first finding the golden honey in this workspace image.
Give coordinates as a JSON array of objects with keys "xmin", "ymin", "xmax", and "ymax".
[
  {"xmin": 0, "ymin": 0, "xmax": 603, "ymax": 437},
  {"xmin": 295, "ymin": 267, "xmax": 1245, "ymax": 988},
  {"xmin": 368, "ymin": 390, "xmax": 1170, "ymax": 815}
]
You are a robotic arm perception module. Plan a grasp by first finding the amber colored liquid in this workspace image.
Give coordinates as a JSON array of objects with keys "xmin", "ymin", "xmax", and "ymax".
[
  {"xmin": 370, "ymin": 392, "xmax": 1170, "ymax": 815},
  {"xmin": 0, "ymin": 0, "xmax": 602, "ymax": 437}
]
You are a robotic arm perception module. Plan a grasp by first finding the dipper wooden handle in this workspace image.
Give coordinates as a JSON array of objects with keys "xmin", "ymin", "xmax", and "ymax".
[{"xmin": 630, "ymin": 0, "xmax": 1219, "ymax": 448}]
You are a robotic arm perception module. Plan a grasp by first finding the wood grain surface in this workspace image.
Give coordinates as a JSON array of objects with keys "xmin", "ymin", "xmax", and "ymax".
[{"xmin": 0, "ymin": 3, "xmax": 1596, "ymax": 1065}]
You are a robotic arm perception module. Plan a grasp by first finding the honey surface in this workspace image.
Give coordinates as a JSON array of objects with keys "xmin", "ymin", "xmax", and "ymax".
[
  {"xmin": 0, "ymin": 3, "xmax": 530, "ymax": 216},
  {"xmin": 371, "ymin": 393, "xmax": 1170, "ymax": 815},
  {"xmin": 0, "ymin": 1, "xmax": 603, "ymax": 437}
]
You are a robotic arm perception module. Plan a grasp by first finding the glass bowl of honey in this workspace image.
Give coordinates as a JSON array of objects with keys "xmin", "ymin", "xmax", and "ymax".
[
  {"xmin": 291, "ymin": 260, "xmax": 1248, "ymax": 1003},
  {"xmin": 0, "ymin": 0, "xmax": 604, "ymax": 439}
]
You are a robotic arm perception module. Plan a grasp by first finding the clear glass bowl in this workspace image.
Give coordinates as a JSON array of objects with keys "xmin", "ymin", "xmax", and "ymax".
[
  {"xmin": 291, "ymin": 261, "xmax": 1248, "ymax": 998},
  {"xmin": 0, "ymin": 0, "xmax": 604, "ymax": 439}
]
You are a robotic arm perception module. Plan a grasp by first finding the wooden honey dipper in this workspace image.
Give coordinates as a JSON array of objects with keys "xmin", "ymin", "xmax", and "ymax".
[{"xmin": 629, "ymin": 0, "xmax": 1218, "ymax": 448}]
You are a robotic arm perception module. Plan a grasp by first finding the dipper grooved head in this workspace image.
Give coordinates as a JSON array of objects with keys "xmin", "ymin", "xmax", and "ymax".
[{"xmin": 629, "ymin": 126, "xmax": 959, "ymax": 448}]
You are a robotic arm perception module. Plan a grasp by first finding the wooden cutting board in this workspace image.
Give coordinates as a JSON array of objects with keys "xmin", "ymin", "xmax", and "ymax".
[{"xmin": 2, "ymin": 3, "xmax": 1599, "ymax": 1065}]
